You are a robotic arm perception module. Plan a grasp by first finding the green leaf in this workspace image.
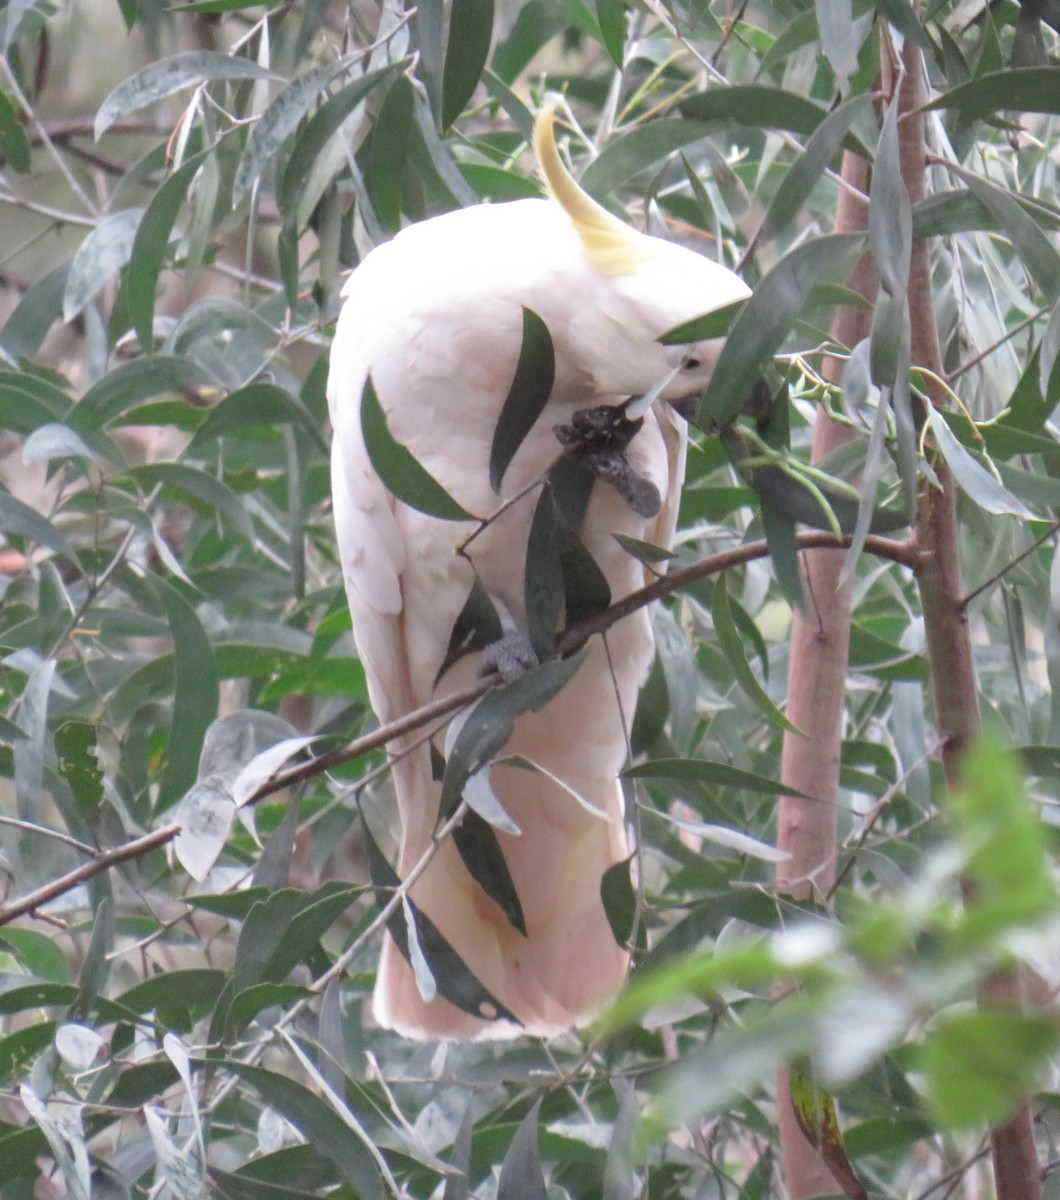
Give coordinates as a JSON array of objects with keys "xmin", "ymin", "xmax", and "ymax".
[
  {"xmin": 442, "ymin": 1105, "xmax": 473, "ymax": 1200},
  {"xmin": 440, "ymin": 651, "xmax": 587, "ymax": 807},
  {"xmin": 600, "ymin": 856, "xmax": 636, "ymax": 948},
  {"xmin": 659, "ymin": 299, "xmax": 746, "ymax": 345},
  {"xmin": 125, "ymin": 462, "xmax": 256, "ymax": 542},
  {"xmin": 360, "ymin": 376, "xmax": 474, "ymax": 521},
  {"xmin": 698, "ymin": 234, "xmax": 861, "ymax": 428},
  {"xmin": 157, "ymin": 579, "xmax": 220, "ymax": 810},
  {"xmin": 441, "ymin": 0, "xmax": 495, "ymax": 129},
  {"xmin": 233, "ymin": 58, "xmax": 352, "ymax": 206},
  {"xmin": 927, "ymin": 408, "xmax": 1037, "ymax": 519},
  {"xmin": 497, "ymin": 1101, "xmax": 547, "ymax": 1200},
  {"xmin": 0, "ymin": 928, "xmax": 69, "ymax": 983},
  {"xmin": 489, "ymin": 307, "xmax": 555, "ymax": 493},
  {"xmin": 95, "ymin": 51, "xmax": 279, "ymax": 138},
  {"xmin": 451, "ymin": 807, "xmax": 527, "ymax": 935},
  {"xmin": 922, "ymin": 1009, "xmax": 1060, "ymax": 1127},
  {"xmin": 524, "ymin": 488, "xmax": 565, "ymax": 662},
  {"xmin": 367, "ymin": 76, "xmax": 415, "ymax": 232},
  {"xmin": 72, "ymin": 897, "xmax": 113, "ymax": 1018},
  {"xmin": 951, "ymin": 165, "xmax": 1060, "ymax": 305},
  {"xmin": 117, "ymin": 968, "xmax": 227, "ymax": 1013},
  {"xmin": 594, "ymin": 0, "xmax": 625, "ymax": 65},
  {"xmin": 788, "ymin": 1070, "xmax": 868, "ymax": 1200},
  {"xmin": 187, "ymin": 381, "xmax": 327, "ymax": 456},
  {"xmin": 63, "ymin": 208, "xmax": 144, "ymax": 322},
  {"xmin": 278, "ymin": 64, "xmax": 401, "ymax": 221},
  {"xmin": 624, "ymin": 757, "xmax": 811, "ymax": 798},
  {"xmin": 127, "ymin": 150, "xmax": 210, "ymax": 351},
  {"xmin": 437, "ymin": 578, "xmax": 504, "ymax": 682},
  {"xmin": 921, "ymin": 66, "xmax": 1060, "ymax": 117},
  {"xmin": 713, "ymin": 574, "xmax": 801, "ymax": 734},
  {"xmin": 0, "ymin": 91, "xmax": 30, "ymax": 173},
  {"xmin": 54, "ymin": 721, "xmax": 104, "ymax": 816},
  {"xmin": 70, "ymin": 356, "xmax": 213, "ymax": 434},
  {"xmin": 870, "ymin": 98, "xmax": 912, "ymax": 295},
  {"xmin": 950, "ymin": 734, "xmax": 1056, "ymax": 946},
  {"xmin": 209, "ymin": 1061, "xmax": 390, "ymax": 1200},
  {"xmin": 759, "ymin": 94, "xmax": 872, "ymax": 246},
  {"xmin": 580, "ymin": 120, "xmax": 714, "ymax": 198},
  {"xmin": 0, "ymin": 488, "xmax": 78, "ymax": 565},
  {"xmin": 679, "ymin": 86, "xmax": 853, "ymax": 140},
  {"xmin": 0, "ymin": 264, "xmax": 69, "ymax": 359}
]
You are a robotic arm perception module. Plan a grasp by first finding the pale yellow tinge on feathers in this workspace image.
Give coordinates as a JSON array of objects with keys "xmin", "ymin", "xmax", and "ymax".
[{"xmin": 532, "ymin": 108, "xmax": 648, "ymax": 276}]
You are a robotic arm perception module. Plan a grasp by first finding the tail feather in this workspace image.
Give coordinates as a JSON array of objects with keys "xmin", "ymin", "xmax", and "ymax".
[{"xmin": 372, "ymin": 631, "xmax": 642, "ymax": 1039}]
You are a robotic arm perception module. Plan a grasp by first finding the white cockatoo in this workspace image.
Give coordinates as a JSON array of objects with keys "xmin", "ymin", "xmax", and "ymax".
[{"xmin": 328, "ymin": 108, "xmax": 750, "ymax": 1039}]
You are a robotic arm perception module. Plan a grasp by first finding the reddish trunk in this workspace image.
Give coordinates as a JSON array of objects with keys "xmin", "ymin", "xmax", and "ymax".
[
  {"xmin": 776, "ymin": 152, "xmax": 874, "ymax": 1199},
  {"xmin": 899, "ymin": 35, "xmax": 1042, "ymax": 1200}
]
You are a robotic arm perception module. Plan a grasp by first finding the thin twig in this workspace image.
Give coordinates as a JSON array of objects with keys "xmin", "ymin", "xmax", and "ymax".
[
  {"xmin": 946, "ymin": 306, "xmax": 1050, "ymax": 382},
  {"xmin": 961, "ymin": 519, "xmax": 1060, "ymax": 609},
  {"xmin": 0, "ymin": 825, "xmax": 181, "ymax": 927}
]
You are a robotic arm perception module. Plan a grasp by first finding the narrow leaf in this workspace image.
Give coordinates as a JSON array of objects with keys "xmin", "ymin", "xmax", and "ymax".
[
  {"xmin": 497, "ymin": 1102, "xmax": 547, "ymax": 1200},
  {"xmin": 489, "ymin": 307, "xmax": 555, "ymax": 493},
  {"xmin": 233, "ymin": 58, "xmax": 352, "ymax": 206},
  {"xmin": 440, "ymin": 651, "xmax": 587, "ymax": 807},
  {"xmin": 927, "ymin": 408, "xmax": 1037, "ymax": 519},
  {"xmin": 361, "ymin": 376, "xmax": 474, "ymax": 521},
  {"xmin": 698, "ymin": 234, "xmax": 861, "ymax": 428},
  {"xmin": 601, "ymin": 857, "xmax": 636, "ymax": 948},
  {"xmin": 759, "ymin": 95, "xmax": 872, "ymax": 245},
  {"xmin": 870, "ymin": 99, "xmax": 912, "ymax": 295},
  {"xmin": 63, "ymin": 209, "xmax": 144, "ymax": 321},
  {"xmin": 921, "ymin": 66, "xmax": 1060, "ymax": 117},
  {"xmin": 624, "ymin": 757, "xmax": 813, "ymax": 798},
  {"xmin": 157, "ymin": 580, "xmax": 220, "ymax": 810},
  {"xmin": 788, "ymin": 1070, "xmax": 868, "ymax": 1200},
  {"xmin": 524, "ymin": 487, "xmax": 564, "ymax": 662},
  {"xmin": 0, "ymin": 489, "xmax": 78, "ymax": 564},
  {"xmin": 363, "ymin": 816, "xmax": 521, "ymax": 1025},
  {"xmin": 441, "ymin": 0, "xmax": 494, "ymax": 129},
  {"xmin": 451, "ymin": 807, "xmax": 527, "ymax": 935},
  {"xmin": 713, "ymin": 575, "xmax": 801, "ymax": 734},
  {"xmin": 96, "ymin": 51, "xmax": 278, "ymax": 138},
  {"xmin": 128, "ymin": 151, "xmax": 210, "ymax": 350}
]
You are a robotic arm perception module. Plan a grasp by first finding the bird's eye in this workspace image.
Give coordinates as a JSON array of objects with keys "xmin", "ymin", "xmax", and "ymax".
[{"xmin": 683, "ymin": 358, "xmax": 701, "ymax": 370}]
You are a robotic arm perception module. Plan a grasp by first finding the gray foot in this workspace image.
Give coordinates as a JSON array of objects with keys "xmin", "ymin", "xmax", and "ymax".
[{"xmin": 481, "ymin": 631, "xmax": 539, "ymax": 682}]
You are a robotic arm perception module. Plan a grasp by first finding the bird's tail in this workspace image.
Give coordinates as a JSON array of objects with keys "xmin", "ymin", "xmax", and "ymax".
[{"xmin": 372, "ymin": 634, "xmax": 640, "ymax": 1040}]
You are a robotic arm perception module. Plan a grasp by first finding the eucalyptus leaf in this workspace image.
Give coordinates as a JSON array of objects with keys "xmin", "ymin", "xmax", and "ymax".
[
  {"xmin": 361, "ymin": 376, "xmax": 474, "ymax": 521},
  {"xmin": 489, "ymin": 307, "xmax": 555, "ymax": 493},
  {"xmin": 96, "ymin": 51, "xmax": 279, "ymax": 138},
  {"xmin": 927, "ymin": 408, "xmax": 1037, "ymax": 520}
]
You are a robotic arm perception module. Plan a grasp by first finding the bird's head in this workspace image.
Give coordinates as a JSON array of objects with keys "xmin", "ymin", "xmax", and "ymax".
[{"xmin": 533, "ymin": 107, "xmax": 750, "ymax": 405}]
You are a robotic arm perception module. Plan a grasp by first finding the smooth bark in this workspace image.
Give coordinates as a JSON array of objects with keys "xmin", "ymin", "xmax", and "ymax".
[{"xmin": 776, "ymin": 152, "xmax": 875, "ymax": 1198}]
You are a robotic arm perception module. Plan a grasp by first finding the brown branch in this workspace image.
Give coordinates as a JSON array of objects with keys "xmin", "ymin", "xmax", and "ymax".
[
  {"xmin": 0, "ymin": 824, "xmax": 180, "ymax": 928},
  {"xmin": 244, "ymin": 529, "xmax": 916, "ymax": 806},
  {"xmin": 900, "ymin": 31, "xmax": 1043, "ymax": 1200},
  {"xmin": 776, "ymin": 148, "xmax": 876, "ymax": 1200}
]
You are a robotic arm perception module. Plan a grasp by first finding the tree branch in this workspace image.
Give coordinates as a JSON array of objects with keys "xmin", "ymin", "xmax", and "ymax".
[
  {"xmin": 0, "ymin": 825, "xmax": 181, "ymax": 927},
  {"xmin": 244, "ymin": 529, "xmax": 916, "ymax": 806}
]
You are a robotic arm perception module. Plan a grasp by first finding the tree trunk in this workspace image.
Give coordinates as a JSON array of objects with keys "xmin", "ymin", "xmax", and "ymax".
[
  {"xmin": 898, "ymin": 36, "xmax": 1042, "ymax": 1200},
  {"xmin": 775, "ymin": 152, "xmax": 875, "ymax": 1199}
]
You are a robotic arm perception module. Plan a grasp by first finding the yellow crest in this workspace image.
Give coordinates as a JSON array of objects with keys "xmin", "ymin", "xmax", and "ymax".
[{"xmin": 533, "ymin": 108, "xmax": 647, "ymax": 276}]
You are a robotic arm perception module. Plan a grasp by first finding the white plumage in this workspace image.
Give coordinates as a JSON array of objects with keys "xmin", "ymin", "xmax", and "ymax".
[{"xmin": 328, "ymin": 111, "xmax": 749, "ymax": 1039}]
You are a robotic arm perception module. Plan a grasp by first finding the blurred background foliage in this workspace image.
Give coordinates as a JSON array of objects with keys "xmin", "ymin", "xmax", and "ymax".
[{"xmin": 0, "ymin": 0, "xmax": 1059, "ymax": 1196}]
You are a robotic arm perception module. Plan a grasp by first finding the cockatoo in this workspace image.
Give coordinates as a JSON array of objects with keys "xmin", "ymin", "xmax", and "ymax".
[{"xmin": 328, "ymin": 108, "xmax": 749, "ymax": 1039}]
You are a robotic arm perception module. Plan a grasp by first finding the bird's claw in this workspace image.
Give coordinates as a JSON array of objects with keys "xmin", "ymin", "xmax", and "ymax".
[{"xmin": 481, "ymin": 631, "xmax": 539, "ymax": 682}]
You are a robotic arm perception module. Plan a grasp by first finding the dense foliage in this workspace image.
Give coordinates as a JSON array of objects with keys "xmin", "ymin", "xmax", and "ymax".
[{"xmin": 0, "ymin": 0, "xmax": 1059, "ymax": 1197}]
